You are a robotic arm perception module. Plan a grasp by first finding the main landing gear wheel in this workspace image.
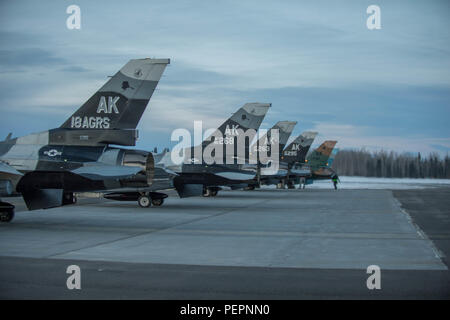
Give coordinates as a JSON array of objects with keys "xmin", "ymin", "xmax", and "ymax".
[
  {"xmin": 63, "ymin": 192, "xmax": 77, "ymax": 205},
  {"xmin": 151, "ymin": 198, "xmax": 164, "ymax": 206},
  {"xmin": 203, "ymin": 188, "xmax": 211, "ymax": 197},
  {"xmin": 0, "ymin": 201, "xmax": 15, "ymax": 222},
  {"xmin": 276, "ymin": 182, "xmax": 285, "ymax": 189},
  {"xmin": 299, "ymin": 178, "xmax": 306, "ymax": 189},
  {"xmin": 0, "ymin": 208, "xmax": 14, "ymax": 223},
  {"xmin": 203, "ymin": 187, "xmax": 219, "ymax": 197},
  {"xmin": 138, "ymin": 195, "xmax": 151, "ymax": 208}
]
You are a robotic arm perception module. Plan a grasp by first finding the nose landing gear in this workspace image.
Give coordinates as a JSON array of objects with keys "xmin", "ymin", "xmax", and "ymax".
[
  {"xmin": 138, "ymin": 194, "xmax": 151, "ymax": 208},
  {"xmin": 137, "ymin": 192, "xmax": 168, "ymax": 208}
]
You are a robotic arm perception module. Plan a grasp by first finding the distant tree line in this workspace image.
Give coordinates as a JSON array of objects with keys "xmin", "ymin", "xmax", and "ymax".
[{"xmin": 332, "ymin": 149, "xmax": 450, "ymax": 178}]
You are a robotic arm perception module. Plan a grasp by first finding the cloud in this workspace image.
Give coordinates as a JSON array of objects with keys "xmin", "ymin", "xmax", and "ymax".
[
  {"xmin": 0, "ymin": 75, "xmax": 104, "ymax": 116},
  {"xmin": 139, "ymin": 92, "xmax": 242, "ymax": 134},
  {"xmin": 0, "ymin": 48, "xmax": 66, "ymax": 72},
  {"xmin": 60, "ymin": 66, "xmax": 90, "ymax": 73},
  {"xmin": 0, "ymin": 0, "xmax": 449, "ymax": 156}
]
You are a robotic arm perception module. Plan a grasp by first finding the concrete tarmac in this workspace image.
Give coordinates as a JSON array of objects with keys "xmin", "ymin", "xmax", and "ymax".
[{"xmin": 1, "ymin": 188, "xmax": 449, "ymax": 299}]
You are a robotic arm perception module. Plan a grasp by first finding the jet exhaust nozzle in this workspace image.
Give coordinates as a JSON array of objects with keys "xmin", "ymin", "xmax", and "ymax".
[{"xmin": 121, "ymin": 150, "xmax": 155, "ymax": 186}]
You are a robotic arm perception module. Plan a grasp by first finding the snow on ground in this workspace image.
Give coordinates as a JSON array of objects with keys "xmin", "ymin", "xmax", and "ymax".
[
  {"xmin": 308, "ymin": 176, "xmax": 450, "ymax": 190},
  {"xmin": 258, "ymin": 176, "xmax": 450, "ymax": 190}
]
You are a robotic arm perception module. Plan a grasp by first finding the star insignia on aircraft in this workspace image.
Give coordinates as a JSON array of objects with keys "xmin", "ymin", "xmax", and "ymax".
[{"xmin": 44, "ymin": 149, "xmax": 62, "ymax": 157}]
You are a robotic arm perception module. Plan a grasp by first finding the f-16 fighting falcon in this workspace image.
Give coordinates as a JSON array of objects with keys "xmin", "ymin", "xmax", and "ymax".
[
  {"xmin": 0, "ymin": 58, "xmax": 170, "ymax": 222},
  {"xmin": 153, "ymin": 103, "xmax": 271, "ymax": 197},
  {"xmin": 291, "ymin": 140, "xmax": 339, "ymax": 188},
  {"xmin": 241, "ymin": 121, "xmax": 297, "ymax": 190},
  {"xmin": 283, "ymin": 131, "xmax": 318, "ymax": 188}
]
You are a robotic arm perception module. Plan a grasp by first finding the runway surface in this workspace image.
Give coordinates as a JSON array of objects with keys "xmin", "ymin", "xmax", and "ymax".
[{"xmin": 1, "ymin": 187, "xmax": 449, "ymax": 299}]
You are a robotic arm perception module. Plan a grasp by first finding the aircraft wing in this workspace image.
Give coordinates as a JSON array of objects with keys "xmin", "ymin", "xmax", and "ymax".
[{"xmin": 71, "ymin": 164, "xmax": 143, "ymax": 180}]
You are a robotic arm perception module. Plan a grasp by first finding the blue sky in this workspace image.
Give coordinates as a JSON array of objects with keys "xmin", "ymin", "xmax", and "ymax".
[{"xmin": 0, "ymin": 0, "xmax": 449, "ymax": 155}]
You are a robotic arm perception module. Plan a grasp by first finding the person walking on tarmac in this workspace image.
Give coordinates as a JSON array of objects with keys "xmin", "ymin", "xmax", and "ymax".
[
  {"xmin": 332, "ymin": 176, "xmax": 339, "ymax": 190},
  {"xmin": 299, "ymin": 177, "xmax": 306, "ymax": 189}
]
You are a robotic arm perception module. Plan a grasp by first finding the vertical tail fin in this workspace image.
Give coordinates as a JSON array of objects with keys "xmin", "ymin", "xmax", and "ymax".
[
  {"xmin": 190, "ymin": 103, "xmax": 270, "ymax": 164},
  {"xmin": 282, "ymin": 131, "xmax": 318, "ymax": 164},
  {"xmin": 327, "ymin": 148, "xmax": 339, "ymax": 167},
  {"xmin": 211, "ymin": 102, "xmax": 271, "ymax": 139},
  {"xmin": 307, "ymin": 140, "xmax": 337, "ymax": 169},
  {"xmin": 251, "ymin": 121, "xmax": 297, "ymax": 161},
  {"xmin": 60, "ymin": 58, "xmax": 170, "ymax": 130}
]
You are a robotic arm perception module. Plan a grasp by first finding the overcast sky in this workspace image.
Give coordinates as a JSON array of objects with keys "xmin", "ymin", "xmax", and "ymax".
[{"xmin": 0, "ymin": 0, "xmax": 449, "ymax": 155}]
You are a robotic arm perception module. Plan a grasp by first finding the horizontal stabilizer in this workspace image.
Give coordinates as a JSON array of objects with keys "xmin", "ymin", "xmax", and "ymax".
[{"xmin": 22, "ymin": 189, "xmax": 64, "ymax": 210}]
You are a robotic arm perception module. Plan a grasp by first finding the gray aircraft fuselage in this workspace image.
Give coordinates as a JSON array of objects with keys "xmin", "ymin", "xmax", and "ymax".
[{"xmin": 0, "ymin": 129, "xmax": 170, "ymax": 209}]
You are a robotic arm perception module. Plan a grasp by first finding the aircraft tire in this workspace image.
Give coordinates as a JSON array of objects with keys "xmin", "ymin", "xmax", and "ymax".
[
  {"xmin": 151, "ymin": 198, "xmax": 164, "ymax": 206},
  {"xmin": 138, "ymin": 195, "xmax": 151, "ymax": 208},
  {"xmin": 210, "ymin": 190, "xmax": 218, "ymax": 197},
  {"xmin": 0, "ymin": 208, "xmax": 14, "ymax": 223}
]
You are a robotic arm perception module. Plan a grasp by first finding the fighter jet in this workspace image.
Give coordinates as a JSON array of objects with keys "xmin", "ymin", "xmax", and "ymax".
[
  {"xmin": 154, "ymin": 103, "xmax": 272, "ymax": 197},
  {"xmin": 239, "ymin": 121, "xmax": 297, "ymax": 190},
  {"xmin": 308, "ymin": 143, "xmax": 339, "ymax": 185},
  {"xmin": 282, "ymin": 131, "xmax": 318, "ymax": 188},
  {"xmin": 0, "ymin": 58, "xmax": 170, "ymax": 222},
  {"xmin": 292, "ymin": 140, "xmax": 339, "ymax": 188}
]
